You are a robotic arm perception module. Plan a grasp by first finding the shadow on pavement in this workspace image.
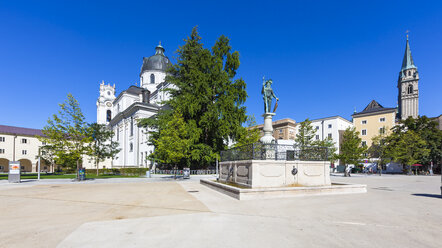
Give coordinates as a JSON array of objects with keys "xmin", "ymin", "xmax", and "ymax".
[
  {"xmin": 17, "ymin": 179, "xmax": 37, "ymax": 183},
  {"xmin": 412, "ymin": 193, "xmax": 441, "ymax": 199}
]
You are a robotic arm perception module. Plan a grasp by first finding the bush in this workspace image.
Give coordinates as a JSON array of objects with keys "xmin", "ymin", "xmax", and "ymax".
[{"xmin": 85, "ymin": 168, "xmax": 149, "ymax": 176}]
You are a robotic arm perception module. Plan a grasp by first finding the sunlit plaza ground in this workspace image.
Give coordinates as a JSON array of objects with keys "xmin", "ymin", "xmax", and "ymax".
[{"xmin": 0, "ymin": 174, "xmax": 440, "ymax": 248}]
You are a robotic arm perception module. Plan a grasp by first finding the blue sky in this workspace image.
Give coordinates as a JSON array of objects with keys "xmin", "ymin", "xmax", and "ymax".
[{"xmin": 1, "ymin": 0, "xmax": 441, "ymax": 129}]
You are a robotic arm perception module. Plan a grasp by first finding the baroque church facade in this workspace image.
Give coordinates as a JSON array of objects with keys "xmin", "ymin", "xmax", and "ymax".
[
  {"xmin": 96, "ymin": 43, "xmax": 172, "ymax": 168},
  {"xmin": 397, "ymin": 36, "xmax": 419, "ymax": 120}
]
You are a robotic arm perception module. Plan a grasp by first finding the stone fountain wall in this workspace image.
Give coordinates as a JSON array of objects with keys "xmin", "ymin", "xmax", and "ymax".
[{"xmin": 219, "ymin": 160, "xmax": 331, "ymax": 188}]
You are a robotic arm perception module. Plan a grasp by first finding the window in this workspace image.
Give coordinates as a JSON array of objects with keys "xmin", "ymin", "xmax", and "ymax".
[
  {"xmin": 106, "ymin": 110, "xmax": 112, "ymax": 122},
  {"xmin": 407, "ymin": 84, "xmax": 413, "ymax": 94},
  {"xmin": 279, "ymin": 129, "xmax": 283, "ymax": 134},
  {"xmin": 41, "ymin": 151, "xmax": 46, "ymax": 155},
  {"xmin": 408, "ymin": 71, "xmax": 411, "ymax": 76},
  {"xmin": 379, "ymin": 117, "xmax": 386, "ymax": 122},
  {"xmin": 0, "ymin": 149, "xmax": 4, "ymax": 154},
  {"xmin": 328, "ymin": 133, "xmax": 332, "ymax": 139},
  {"xmin": 361, "ymin": 120, "xmax": 367, "ymax": 124},
  {"xmin": 362, "ymin": 129, "xmax": 367, "ymax": 135},
  {"xmin": 328, "ymin": 124, "xmax": 332, "ymax": 128},
  {"xmin": 316, "ymin": 126, "xmax": 319, "ymax": 130},
  {"xmin": 379, "ymin": 127, "xmax": 385, "ymax": 134},
  {"xmin": 361, "ymin": 141, "xmax": 367, "ymax": 147},
  {"xmin": 22, "ymin": 150, "xmax": 27, "ymax": 155},
  {"xmin": 316, "ymin": 135, "xmax": 319, "ymax": 140},
  {"xmin": 0, "ymin": 137, "xmax": 4, "ymax": 142},
  {"xmin": 116, "ymin": 127, "xmax": 119, "ymax": 141},
  {"xmin": 21, "ymin": 138, "xmax": 27, "ymax": 144},
  {"xmin": 130, "ymin": 117, "xmax": 134, "ymax": 136},
  {"xmin": 130, "ymin": 143, "xmax": 133, "ymax": 152},
  {"xmin": 150, "ymin": 74, "xmax": 155, "ymax": 84}
]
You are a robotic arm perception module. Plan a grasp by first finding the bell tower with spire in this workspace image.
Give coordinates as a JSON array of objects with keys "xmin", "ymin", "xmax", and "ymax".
[{"xmin": 398, "ymin": 33, "xmax": 419, "ymax": 120}]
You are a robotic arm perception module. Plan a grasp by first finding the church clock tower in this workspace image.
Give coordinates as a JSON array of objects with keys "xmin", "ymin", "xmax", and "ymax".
[
  {"xmin": 398, "ymin": 35, "xmax": 419, "ymax": 120},
  {"xmin": 97, "ymin": 81, "xmax": 116, "ymax": 124}
]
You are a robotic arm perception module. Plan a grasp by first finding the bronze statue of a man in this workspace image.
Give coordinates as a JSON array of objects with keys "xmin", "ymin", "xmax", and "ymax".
[{"xmin": 261, "ymin": 77, "xmax": 279, "ymax": 113}]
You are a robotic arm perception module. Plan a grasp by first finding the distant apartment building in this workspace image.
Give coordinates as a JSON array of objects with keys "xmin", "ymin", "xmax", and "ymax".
[
  {"xmin": 0, "ymin": 125, "xmax": 101, "ymax": 172},
  {"xmin": 0, "ymin": 125, "xmax": 50, "ymax": 172},
  {"xmin": 253, "ymin": 116, "xmax": 352, "ymax": 156},
  {"xmin": 254, "ymin": 118, "xmax": 297, "ymax": 141},
  {"xmin": 309, "ymin": 116, "xmax": 353, "ymax": 155},
  {"xmin": 352, "ymin": 100, "xmax": 396, "ymax": 148}
]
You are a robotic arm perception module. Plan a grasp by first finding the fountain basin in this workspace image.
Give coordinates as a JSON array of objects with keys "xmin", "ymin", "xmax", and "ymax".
[{"xmin": 201, "ymin": 179, "xmax": 367, "ymax": 200}]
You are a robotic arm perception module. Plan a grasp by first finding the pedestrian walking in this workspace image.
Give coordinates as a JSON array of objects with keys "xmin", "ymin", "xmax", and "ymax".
[{"xmin": 346, "ymin": 166, "xmax": 352, "ymax": 177}]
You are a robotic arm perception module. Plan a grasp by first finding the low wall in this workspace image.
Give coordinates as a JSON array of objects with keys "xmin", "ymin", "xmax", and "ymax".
[
  {"xmin": 201, "ymin": 179, "xmax": 366, "ymax": 200},
  {"xmin": 219, "ymin": 160, "xmax": 331, "ymax": 188}
]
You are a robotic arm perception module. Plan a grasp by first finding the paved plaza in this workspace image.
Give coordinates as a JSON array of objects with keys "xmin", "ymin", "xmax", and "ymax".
[{"xmin": 0, "ymin": 174, "xmax": 440, "ymax": 248}]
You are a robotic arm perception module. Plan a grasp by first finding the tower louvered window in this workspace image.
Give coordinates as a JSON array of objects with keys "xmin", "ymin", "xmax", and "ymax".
[{"xmin": 150, "ymin": 74, "xmax": 155, "ymax": 84}]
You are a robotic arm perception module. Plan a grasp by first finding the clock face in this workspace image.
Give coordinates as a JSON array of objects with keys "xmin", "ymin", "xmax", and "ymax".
[{"xmin": 106, "ymin": 102, "xmax": 112, "ymax": 107}]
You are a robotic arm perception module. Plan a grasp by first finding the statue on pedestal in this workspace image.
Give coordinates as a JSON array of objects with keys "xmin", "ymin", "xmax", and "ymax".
[
  {"xmin": 260, "ymin": 77, "xmax": 279, "ymax": 145},
  {"xmin": 261, "ymin": 77, "xmax": 279, "ymax": 113}
]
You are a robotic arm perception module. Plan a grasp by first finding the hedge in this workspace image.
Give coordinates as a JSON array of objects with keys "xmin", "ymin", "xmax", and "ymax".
[{"xmin": 85, "ymin": 168, "xmax": 149, "ymax": 176}]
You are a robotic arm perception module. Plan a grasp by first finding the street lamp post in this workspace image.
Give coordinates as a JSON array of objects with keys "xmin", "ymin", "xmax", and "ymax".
[{"xmin": 37, "ymin": 148, "xmax": 41, "ymax": 180}]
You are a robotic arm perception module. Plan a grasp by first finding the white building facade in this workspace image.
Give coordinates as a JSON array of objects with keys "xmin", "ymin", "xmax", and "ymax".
[
  {"xmin": 0, "ymin": 125, "xmax": 53, "ymax": 172},
  {"xmin": 96, "ymin": 43, "xmax": 172, "ymax": 168},
  {"xmin": 309, "ymin": 116, "xmax": 353, "ymax": 155}
]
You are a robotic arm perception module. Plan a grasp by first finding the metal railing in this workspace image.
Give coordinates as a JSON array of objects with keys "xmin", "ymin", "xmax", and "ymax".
[
  {"xmin": 220, "ymin": 143, "xmax": 328, "ymax": 162},
  {"xmin": 154, "ymin": 169, "xmax": 217, "ymax": 175}
]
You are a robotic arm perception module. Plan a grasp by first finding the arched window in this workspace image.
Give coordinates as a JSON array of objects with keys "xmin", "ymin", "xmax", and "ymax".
[
  {"xmin": 130, "ymin": 143, "xmax": 133, "ymax": 152},
  {"xmin": 150, "ymin": 74, "xmax": 155, "ymax": 84},
  {"xmin": 407, "ymin": 84, "xmax": 413, "ymax": 94},
  {"xmin": 106, "ymin": 110, "xmax": 112, "ymax": 122},
  {"xmin": 408, "ymin": 71, "xmax": 411, "ymax": 76}
]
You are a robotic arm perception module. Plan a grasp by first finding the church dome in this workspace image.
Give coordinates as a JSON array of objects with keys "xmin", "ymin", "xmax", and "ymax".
[{"xmin": 140, "ymin": 43, "xmax": 171, "ymax": 75}]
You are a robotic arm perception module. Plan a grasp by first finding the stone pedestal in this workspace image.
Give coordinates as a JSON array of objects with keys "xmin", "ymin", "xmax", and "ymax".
[
  {"xmin": 260, "ymin": 113, "xmax": 276, "ymax": 144},
  {"xmin": 219, "ymin": 160, "xmax": 331, "ymax": 188}
]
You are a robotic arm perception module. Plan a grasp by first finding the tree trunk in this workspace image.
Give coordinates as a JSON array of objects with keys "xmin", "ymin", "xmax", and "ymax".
[
  {"xmin": 96, "ymin": 157, "xmax": 99, "ymax": 176},
  {"xmin": 379, "ymin": 160, "xmax": 382, "ymax": 176},
  {"xmin": 76, "ymin": 159, "xmax": 80, "ymax": 180},
  {"xmin": 344, "ymin": 164, "xmax": 348, "ymax": 177}
]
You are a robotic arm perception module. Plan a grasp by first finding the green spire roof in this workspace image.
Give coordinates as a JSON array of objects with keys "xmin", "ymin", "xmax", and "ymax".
[{"xmin": 401, "ymin": 36, "xmax": 417, "ymax": 71}]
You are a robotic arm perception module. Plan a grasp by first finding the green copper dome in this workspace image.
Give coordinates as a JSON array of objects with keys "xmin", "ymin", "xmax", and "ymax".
[{"xmin": 140, "ymin": 43, "xmax": 171, "ymax": 75}]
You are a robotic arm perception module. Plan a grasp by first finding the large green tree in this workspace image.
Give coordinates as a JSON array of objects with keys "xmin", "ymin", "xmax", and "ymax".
[
  {"xmin": 294, "ymin": 119, "xmax": 335, "ymax": 161},
  {"xmin": 295, "ymin": 118, "xmax": 316, "ymax": 147},
  {"xmin": 394, "ymin": 116, "xmax": 442, "ymax": 166},
  {"xmin": 234, "ymin": 115, "xmax": 261, "ymax": 148},
  {"xmin": 337, "ymin": 127, "xmax": 366, "ymax": 176},
  {"xmin": 385, "ymin": 129, "xmax": 430, "ymax": 174},
  {"xmin": 367, "ymin": 133, "xmax": 390, "ymax": 175},
  {"xmin": 149, "ymin": 111, "xmax": 192, "ymax": 169},
  {"xmin": 314, "ymin": 137, "xmax": 337, "ymax": 163},
  {"xmin": 87, "ymin": 123, "xmax": 120, "ymax": 176},
  {"xmin": 39, "ymin": 94, "xmax": 91, "ymax": 179},
  {"xmin": 142, "ymin": 27, "xmax": 248, "ymax": 169}
]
